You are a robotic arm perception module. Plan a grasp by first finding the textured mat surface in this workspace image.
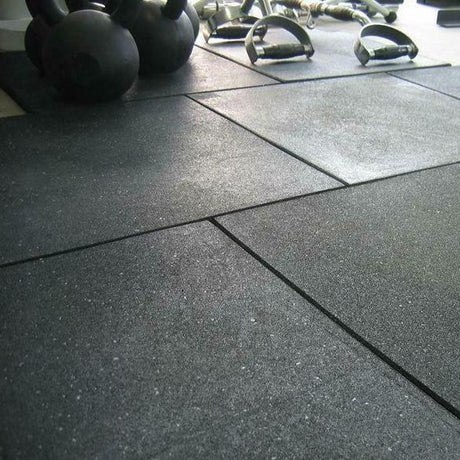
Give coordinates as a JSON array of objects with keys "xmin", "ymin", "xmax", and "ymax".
[
  {"xmin": 0, "ymin": 96, "xmax": 339, "ymax": 265},
  {"xmin": 390, "ymin": 65, "xmax": 460, "ymax": 99},
  {"xmin": 0, "ymin": 49, "xmax": 276, "ymax": 113},
  {"xmin": 193, "ymin": 73, "xmax": 460, "ymax": 183},
  {"xmin": 197, "ymin": 26, "xmax": 444, "ymax": 82},
  {"xmin": 217, "ymin": 165, "xmax": 460, "ymax": 409},
  {"xmin": 1, "ymin": 221, "xmax": 459, "ymax": 459}
]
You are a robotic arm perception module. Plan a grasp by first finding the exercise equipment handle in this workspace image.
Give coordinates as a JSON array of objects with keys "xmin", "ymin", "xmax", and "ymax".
[
  {"xmin": 261, "ymin": 43, "xmax": 307, "ymax": 59},
  {"xmin": 38, "ymin": 0, "xmax": 67, "ymax": 25},
  {"xmin": 355, "ymin": 24, "xmax": 419, "ymax": 65},
  {"xmin": 372, "ymin": 45, "xmax": 415, "ymax": 60},
  {"xmin": 162, "ymin": 0, "xmax": 187, "ymax": 20},
  {"xmin": 322, "ymin": 5, "xmax": 355, "ymax": 21},
  {"xmin": 111, "ymin": 0, "xmax": 143, "ymax": 26},
  {"xmin": 214, "ymin": 24, "xmax": 266, "ymax": 39}
]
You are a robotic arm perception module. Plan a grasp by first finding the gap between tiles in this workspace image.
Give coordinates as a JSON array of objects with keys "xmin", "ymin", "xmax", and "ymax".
[
  {"xmin": 388, "ymin": 70, "xmax": 460, "ymax": 101},
  {"xmin": 194, "ymin": 43, "xmax": 285, "ymax": 82},
  {"xmin": 185, "ymin": 94, "xmax": 349, "ymax": 185},
  {"xmin": 122, "ymin": 81, "xmax": 282, "ymax": 105},
  {"xmin": 1, "ymin": 161, "xmax": 458, "ymax": 270},
  {"xmin": 208, "ymin": 217, "xmax": 460, "ymax": 421}
]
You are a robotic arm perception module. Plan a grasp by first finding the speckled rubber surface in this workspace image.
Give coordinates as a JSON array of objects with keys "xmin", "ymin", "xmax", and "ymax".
[
  {"xmin": 217, "ymin": 164, "xmax": 460, "ymax": 409},
  {"xmin": 0, "ymin": 96, "xmax": 339, "ymax": 265},
  {"xmin": 0, "ymin": 49, "xmax": 276, "ymax": 113},
  {"xmin": 193, "ymin": 73, "xmax": 460, "ymax": 183},
  {"xmin": 197, "ymin": 26, "xmax": 445, "ymax": 82},
  {"xmin": 390, "ymin": 65, "xmax": 460, "ymax": 99},
  {"xmin": 1, "ymin": 221, "xmax": 459, "ymax": 458}
]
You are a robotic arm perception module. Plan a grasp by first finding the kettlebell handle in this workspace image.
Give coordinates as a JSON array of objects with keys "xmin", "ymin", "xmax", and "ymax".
[
  {"xmin": 37, "ymin": 0, "xmax": 67, "ymax": 25},
  {"xmin": 110, "ymin": 0, "xmax": 142, "ymax": 27},
  {"xmin": 162, "ymin": 0, "xmax": 187, "ymax": 20},
  {"xmin": 106, "ymin": 0, "xmax": 187, "ymax": 22},
  {"xmin": 25, "ymin": 0, "xmax": 42, "ymax": 17},
  {"xmin": 38, "ymin": 0, "xmax": 141, "ymax": 28}
]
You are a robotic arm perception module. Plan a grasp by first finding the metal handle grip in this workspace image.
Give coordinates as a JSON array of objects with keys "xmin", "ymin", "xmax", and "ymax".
[
  {"xmin": 215, "ymin": 24, "xmax": 266, "ymax": 39},
  {"xmin": 261, "ymin": 43, "xmax": 307, "ymax": 59},
  {"xmin": 323, "ymin": 5, "xmax": 356, "ymax": 21},
  {"xmin": 372, "ymin": 45, "xmax": 414, "ymax": 61}
]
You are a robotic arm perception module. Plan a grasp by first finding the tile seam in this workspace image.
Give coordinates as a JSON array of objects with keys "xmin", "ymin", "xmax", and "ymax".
[
  {"xmin": 2, "ymin": 162, "xmax": 458, "ymax": 269},
  {"xmin": 194, "ymin": 44, "xmax": 284, "ymax": 82},
  {"xmin": 387, "ymin": 71, "xmax": 460, "ymax": 101},
  {"xmin": 209, "ymin": 217, "xmax": 460, "ymax": 421},
  {"xmin": 186, "ymin": 94, "xmax": 349, "ymax": 185}
]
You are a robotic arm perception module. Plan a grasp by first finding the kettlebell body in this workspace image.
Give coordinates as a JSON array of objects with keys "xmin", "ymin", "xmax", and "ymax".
[
  {"xmin": 24, "ymin": 15, "xmax": 51, "ymax": 72},
  {"xmin": 105, "ymin": 0, "xmax": 199, "ymax": 40},
  {"xmin": 41, "ymin": 0, "xmax": 141, "ymax": 102},
  {"xmin": 184, "ymin": 1, "xmax": 200, "ymax": 39},
  {"xmin": 130, "ymin": 0, "xmax": 195, "ymax": 74},
  {"xmin": 24, "ymin": 0, "xmax": 104, "ymax": 72},
  {"xmin": 43, "ymin": 10, "xmax": 139, "ymax": 101}
]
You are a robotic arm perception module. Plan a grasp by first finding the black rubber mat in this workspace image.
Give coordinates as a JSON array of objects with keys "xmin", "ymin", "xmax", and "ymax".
[
  {"xmin": 390, "ymin": 65, "xmax": 460, "ymax": 99},
  {"xmin": 197, "ymin": 25, "xmax": 445, "ymax": 82},
  {"xmin": 0, "ymin": 96, "xmax": 339, "ymax": 265},
  {"xmin": 0, "ymin": 48, "xmax": 276, "ymax": 113},
  {"xmin": 217, "ymin": 164, "xmax": 460, "ymax": 410},
  {"xmin": 1, "ymin": 221, "xmax": 459, "ymax": 458},
  {"xmin": 192, "ymin": 73, "xmax": 460, "ymax": 183}
]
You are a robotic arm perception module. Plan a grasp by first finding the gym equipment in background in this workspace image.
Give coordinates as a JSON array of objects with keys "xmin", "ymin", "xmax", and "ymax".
[
  {"xmin": 199, "ymin": 0, "xmax": 418, "ymax": 66},
  {"xmin": 305, "ymin": 2, "xmax": 417, "ymax": 64},
  {"xmin": 323, "ymin": 0, "xmax": 397, "ymax": 23},
  {"xmin": 437, "ymin": 9, "xmax": 460, "ymax": 27}
]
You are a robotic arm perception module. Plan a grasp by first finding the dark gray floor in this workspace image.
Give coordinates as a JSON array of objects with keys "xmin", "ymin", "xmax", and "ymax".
[
  {"xmin": 0, "ymin": 49, "xmax": 277, "ymax": 113},
  {"xmin": 192, "ymin": 73, "xmax": 460, "ymax": 183},
  {"xmin": 390, "ymin": 65, "xmax": 460, "ymax": 99},
  {"xmin": 0, "ymin": 96, "xmax": 339, "ymax": 265},
  {"xmin": 1, "ymin": 19, "xmax": 460, "ymax": 459},
  {"xmin": 1, "ymin": 222, "xmax": 459, "ymax": 459},
  {"xmin": 217, "ymin": 165, "xmax": 460, "ymax": 408}
]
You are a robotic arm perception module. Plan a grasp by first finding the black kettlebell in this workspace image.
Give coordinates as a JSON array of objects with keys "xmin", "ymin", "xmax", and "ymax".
[
  {"xmin": 106, "ymin": 0, "xmax": 199, "ymax": 40},
  {"xmin": 24, "ymin": 14, "xmax": 51, "ymax": 72},
  {"xmin": 24, "ymin": 0, "xmax": 54, "ymax": 72},
  {"xmin": 132, "ymin": 0, "xmax": 195, "ymax": 74},
  {"xmin": 24, "ymin": 0, "xmax": 103, "ymax": 72},
  {"xmin": 184, "ymin": 2, "xmax": 200, "ymax": 39},
  {"xmin": 41, "ymin": 0, "xmax": 141, "ymax": 101},
  {"xmin": 65, "ymin": 0, "xmax": 107, "ymax": 12},
  {"xmin": 25, "ymin": 0, "xmax": 42, "ymax": 17}
]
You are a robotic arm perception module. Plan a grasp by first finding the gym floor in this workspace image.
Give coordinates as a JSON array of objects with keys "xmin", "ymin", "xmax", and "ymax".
[{"xmin": 1, "ymin": 0, "xmax": 459, "ymax": 457}]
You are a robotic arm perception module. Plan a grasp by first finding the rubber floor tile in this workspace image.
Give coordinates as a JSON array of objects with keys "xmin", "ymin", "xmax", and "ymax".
[
  {"xmin": 192, "ymin": 73, "xmax": 460, "ymax": 183},
  {"xmin": 390, "ymin": 65, "xmax": 460, "ymax": 99},
  {"xmin": 217, "ymin": 164, "xmax": 460, "ymax": 409},
  {"xmin": 0, "ymin": 49, "xmax": 276, "ymax": 113},
  {"xmin": 197, "ymin": 26, "xmax": 443, "ymax": 82},
  {"xmin": 0, "ymin": 96, "xmax": 339, "ymax": 265},
  {"xmin": 1, "ymin": 222, "xmax": 459, "ymax": 458}
]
